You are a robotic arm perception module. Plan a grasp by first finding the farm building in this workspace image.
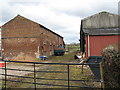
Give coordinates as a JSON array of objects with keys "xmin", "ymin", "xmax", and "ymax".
[
  {"xmin": 1, "ymin": 15, "xmax": 65, "ymax": 60},
  {"xmin": 80, "ymin": 11, "xmax": 120, "ymax": 57}
]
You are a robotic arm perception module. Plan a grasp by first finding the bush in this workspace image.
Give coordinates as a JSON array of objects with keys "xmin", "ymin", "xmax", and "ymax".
[{"xmin": 102, "ymin": 45, "xmax": 120, "ymax": 88}]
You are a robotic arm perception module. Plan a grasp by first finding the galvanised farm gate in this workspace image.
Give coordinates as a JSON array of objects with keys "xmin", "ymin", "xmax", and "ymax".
[{"xmin": 0, "ymin": 60, "xmax": 103, "ymax": 89}]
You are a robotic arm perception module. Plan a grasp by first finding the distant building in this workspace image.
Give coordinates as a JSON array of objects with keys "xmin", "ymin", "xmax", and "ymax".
[
  {"xmin": 1, "ymin": 15, "xmax": 65, "ymax": 60},
  {"xmin": 80, "ymin": 11, "xmax": 120, "ymax": 57}
]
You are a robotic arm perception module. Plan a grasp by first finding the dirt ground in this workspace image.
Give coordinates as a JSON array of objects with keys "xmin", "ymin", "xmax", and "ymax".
[
  {"xmin": 0, "ymin": 51, "xmax": 78, "ymax": 80},
  {"xmin": 0, "ymin": 61, "xmax": 52, "ymax": 78}
]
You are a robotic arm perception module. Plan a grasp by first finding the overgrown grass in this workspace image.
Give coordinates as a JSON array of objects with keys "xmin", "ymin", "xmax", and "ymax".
[
  {"xmin": 65, "ymin": 45, "xmax": 80, "ymax": 52},
  {"xmin": 48, "ymin": 51, "xmax": 76, "ymax": 63}
]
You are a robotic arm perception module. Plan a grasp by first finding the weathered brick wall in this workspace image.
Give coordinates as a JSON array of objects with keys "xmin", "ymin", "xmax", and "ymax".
[
  {"xmin": 2, "ymin": 15, "xmax": 42, "ymax": 38},
  {"xmin": 2, "ymin": 38, "xmax": 39, "ymax": 59},
  {"xmin": 1, "ymin": 15, "xmax": 64, "ymax": 60}
]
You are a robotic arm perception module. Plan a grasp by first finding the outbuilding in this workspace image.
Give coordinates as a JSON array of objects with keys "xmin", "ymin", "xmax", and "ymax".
[
  {"xmin": 1, "ymin": 15, "xmax": 65, "ymax": 60},
  {"xmin": 80, "ymin": 11, "xmax": 120, "ymax": 57}
]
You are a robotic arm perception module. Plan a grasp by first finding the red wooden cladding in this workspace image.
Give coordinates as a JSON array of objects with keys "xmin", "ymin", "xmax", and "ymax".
[{"xmin": 85, "ymin": 35, "xmax": 119, "ymax": 57}]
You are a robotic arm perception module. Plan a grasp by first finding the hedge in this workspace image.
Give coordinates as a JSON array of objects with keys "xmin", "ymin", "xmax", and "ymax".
[{"xmin": 102, "ymin": 46, "xmax": 120, "ymax": 88}]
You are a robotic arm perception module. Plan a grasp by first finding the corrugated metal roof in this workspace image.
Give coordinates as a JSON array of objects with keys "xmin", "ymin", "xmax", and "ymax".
[
  {"xmin": 83, "ymin": 28, "xmax": 120, "ymax": 35},
  {"xmin": 81, "ymin": 11, "xmax": 120, "ymax": 35},
  {"xmin": 82, "ymin": 11, "xmax": 119, "ymax": 29}
]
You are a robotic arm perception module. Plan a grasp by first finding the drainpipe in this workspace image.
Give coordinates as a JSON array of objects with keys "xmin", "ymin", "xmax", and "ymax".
[{"xmin": 88, "ymin": 35, "xmax": 90, "ymax": 57}]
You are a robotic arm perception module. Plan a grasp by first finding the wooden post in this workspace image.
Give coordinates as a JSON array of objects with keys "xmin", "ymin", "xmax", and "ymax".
[
  {"xmin": 81, "ymin": 65, "xmax": 84, "ymax": 73},
  {"xmin": 100, "ymin": 62, "xmax": 104, "ymax": 89}
]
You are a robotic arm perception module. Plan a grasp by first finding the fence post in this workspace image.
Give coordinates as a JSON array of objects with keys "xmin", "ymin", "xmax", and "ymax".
[
  {"xmin": 67, "ymin": 65, "xmax": 69, "ymax": 90},
  {"xmin": 100, "ymin": 62, "xmax": 104, "ymax": 89},
  {"xmin": 34, "ymin": 63, "xmax": 36, "ymax": 90},
  {"xmin": 4, "ymin": 61, "xmax": 7, "ymax": 90},
  {"xmin": 81, "ymin": 65, "xmax": 84, "ymax": 73}
]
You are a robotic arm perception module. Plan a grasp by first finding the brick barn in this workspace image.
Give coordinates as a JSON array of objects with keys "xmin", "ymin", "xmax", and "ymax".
[
  {"xmin": 80, "ymin": 11, "xmax": 120, "ymax": 57},
  {"xmin": 1, "ymin": 15, "xmax": 65, "ymax": 60}
]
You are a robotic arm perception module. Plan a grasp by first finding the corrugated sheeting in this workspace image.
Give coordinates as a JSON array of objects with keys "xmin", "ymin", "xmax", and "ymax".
[
  {"xmin": 82, "ymin": 11, "xmax": 119, "ymax": 29},
  {"xmin": 80, "ymin": 11, "xmax": 120, "ymax": 57},
  {"xmin": 83, "ymin": 28, "xmax": 119, "ymax": 35}
]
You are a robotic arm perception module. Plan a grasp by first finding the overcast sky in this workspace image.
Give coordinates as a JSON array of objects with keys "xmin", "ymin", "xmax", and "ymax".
[{"xmin": 0, "ymin": 0, "xmax": 119, "ymax": 44}]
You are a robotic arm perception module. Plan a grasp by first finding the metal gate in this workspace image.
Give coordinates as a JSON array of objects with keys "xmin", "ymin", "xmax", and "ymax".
[{"xmin": 0, "ymin": 60, "xmax": 103, "ymax": 89}]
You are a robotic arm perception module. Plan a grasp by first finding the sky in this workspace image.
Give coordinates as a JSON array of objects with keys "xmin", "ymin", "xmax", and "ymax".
[{"xmin": 0, "ymin": 0, "xmax": 119, "ymax": 44}]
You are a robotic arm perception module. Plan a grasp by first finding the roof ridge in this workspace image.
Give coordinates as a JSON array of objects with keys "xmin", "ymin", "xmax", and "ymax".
[
  {"xmin": 1, "ymin": 14, "xmax": 63, "ymax": 38},
  {"xmin": 82, "ymin": 11, "xmax": 119, "ymax": 21}
]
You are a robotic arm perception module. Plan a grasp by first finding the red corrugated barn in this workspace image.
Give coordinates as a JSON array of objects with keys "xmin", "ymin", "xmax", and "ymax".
[
  {"xmin": 1, "ymin": 15, "xmax": 65, "ymax": 61},
  {"xmin": 80, "ymin": 11, "xmax": 120, "ymax": 57}
]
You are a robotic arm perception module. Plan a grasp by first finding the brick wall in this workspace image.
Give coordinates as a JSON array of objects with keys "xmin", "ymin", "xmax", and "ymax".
[{"xmin": 1, "ymin": 15, "xmax": 64, "ymax": 60}]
